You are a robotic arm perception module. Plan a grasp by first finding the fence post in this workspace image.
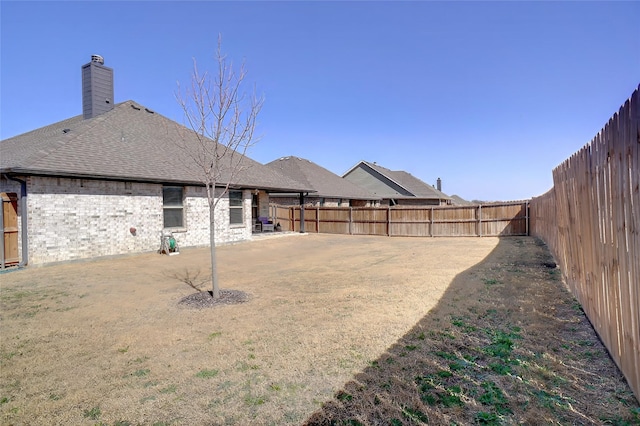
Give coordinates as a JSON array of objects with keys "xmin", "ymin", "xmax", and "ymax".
[
  {"xmin": 477, "ymin": 205, "xmax": 483, "ymax": 237},
  {"xmin": 290, "ymin": 206, "xmax": 294, "ymax": 232},
  {"xmin": 316, "ymin": 206, "xmax": 320, "ymax": 233},
  {"xmin": 349, "ymin": 207, "xmax": 353, "ymax": 235},
  {"xmin": 299, "ymin": 193, "xmax": 305, "ymax": 233},
  {"xmin": 387, "ymin": 207, "xmax": 391, "ymax": 236},
  {"xmin": 525, "ymin": 200, "xmax": 530, "ymax": 236},
  {"xmin": 430, "ymin": 207, "xmax": 434, "ymax": 237}
]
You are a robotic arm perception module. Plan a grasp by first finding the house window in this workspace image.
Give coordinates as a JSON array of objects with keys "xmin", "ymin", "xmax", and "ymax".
[
  {"xmin": 229, "ymin": 190, "xmax": 243, "ymax": 225},
  {"xmin": 163, "ymin": 186, "xmax": 184, "ymax": 228}
]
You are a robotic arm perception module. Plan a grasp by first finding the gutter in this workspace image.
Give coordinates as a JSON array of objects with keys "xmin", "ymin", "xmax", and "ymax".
[
  {"xmin": 4, "ymin": 175, "xmax": 28, "ymax": 267},
  {"xmin": 4, "ymin": 169, "xmax": 318, "ymax": 195}
]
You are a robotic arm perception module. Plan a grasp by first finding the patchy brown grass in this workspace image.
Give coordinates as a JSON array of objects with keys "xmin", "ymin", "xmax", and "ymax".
[
  {"xmin": 305, "ymin": 237, "xmax": 640, "ymax": 425},
  {"xmin": 0, "ymin": 235, "xmax": 637, "ymax": 425}
]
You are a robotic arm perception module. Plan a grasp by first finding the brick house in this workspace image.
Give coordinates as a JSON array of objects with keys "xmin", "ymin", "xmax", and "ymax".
[
  {"xmin": 266, "ymin": 156, "xmax": 381, "ymax": 207},
  {"xmin": 0, "ymin": 56, "xmax": 311, "ymax": 267},
  {"xmin": 342, "ymin": 160, "xmax": 451, "ymax": 206}
]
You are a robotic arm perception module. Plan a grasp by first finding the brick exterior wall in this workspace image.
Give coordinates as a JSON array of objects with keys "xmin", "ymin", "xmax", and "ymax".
[
  {"xmin": 269, "ymin": 196, "xmax": 300, "ymax": 206},
  {"xmin": 257, "ymin": 191, "xmax": 270, "ymax": 218},
  {"xmin": 270, "ymin": 196, "xmax": 378, "ymax": 208},
  {"xmin": 0, "ymin": 176, "xmax": 252, "ymax": 265},
  {"xmin": 379, "ymin": 198, "xmax": 446, "ymax": 207},
  {"xmin": 394, "ymin": 198, "xmax": 445, "ymax": 207}
]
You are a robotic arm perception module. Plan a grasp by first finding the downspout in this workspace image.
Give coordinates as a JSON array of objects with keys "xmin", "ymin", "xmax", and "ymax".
[
  {"xmin": 299, "ymin": 192, "xmax": 306, "ymax": 233},
  {"xmin": 6, "ymin": 175, "xmax": 28, "ymax": 267}
]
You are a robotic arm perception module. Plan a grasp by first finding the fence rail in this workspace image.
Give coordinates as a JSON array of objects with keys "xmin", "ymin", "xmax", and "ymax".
[
  {"xmin": 270, "ymin": 201, "xmax": 529, "ymax": 237},
  {"xmin": 530, "ymin": 85, "xmax": 639, "ymax": 401}
]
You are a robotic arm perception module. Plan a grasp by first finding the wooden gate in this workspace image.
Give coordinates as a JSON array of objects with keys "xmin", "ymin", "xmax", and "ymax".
[{"xmin": 1, "ymin": 192, "xmax": 19, "ymax": 267}]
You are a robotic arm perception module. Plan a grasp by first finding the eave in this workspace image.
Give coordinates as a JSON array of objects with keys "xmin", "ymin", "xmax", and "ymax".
[{"xmin": 0, "ymin": 168, "xmax": 315, "ymax": 193}]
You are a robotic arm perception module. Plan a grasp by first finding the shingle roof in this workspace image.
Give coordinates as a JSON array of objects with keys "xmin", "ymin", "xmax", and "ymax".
[
  {"xmin": 449, "ymin": 194, "xmax": 474, "ymax": 206},
  {"xmin": 0, "ymin": 101, "xmax": 313, "ymax": 193},
  {"xmin": 344, "ymin": 160, "xmax": 450, "ymax": 200},
  {"xmin": 266, "ymin": 156, "xmax": 380, "ymax": 200}
]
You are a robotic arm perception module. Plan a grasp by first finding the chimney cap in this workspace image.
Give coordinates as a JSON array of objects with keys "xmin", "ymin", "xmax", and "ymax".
[{"xmin": 91, "ymin": 54, "xmax": 104, "ymax": 64}]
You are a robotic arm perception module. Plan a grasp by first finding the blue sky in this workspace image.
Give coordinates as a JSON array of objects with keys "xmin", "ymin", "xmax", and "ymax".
[{"xmin": 1, "ymin": 1, "xmax": 638, "ymax": 201}]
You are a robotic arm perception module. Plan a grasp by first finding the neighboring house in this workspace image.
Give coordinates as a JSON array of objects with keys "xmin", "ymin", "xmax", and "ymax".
[
  {"xmin": 0, "ymin": 55, "xmax": 311, "ymax": 267},
  {"xmin": 266, "ymin": 156, "xmax": 381, "ymax": 207},
  {"xmin": 450, "ymin": 194, "xmax": 474, "ymax": 206},
  {"xmin": 342, "ymin": 160, "xmax": 451, "ymax": 206}
]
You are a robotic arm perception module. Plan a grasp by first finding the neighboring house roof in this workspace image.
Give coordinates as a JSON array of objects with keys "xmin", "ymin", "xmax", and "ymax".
[
  {"xmin": 0, "ymin": 100, "xmax": 313, "ymax": 193},
  {"xmin": 266, "ymin": 156, "xmax": 381, "ymax": 200},
  {"xmin": 343, "ymin": 160, "xmax": 450, "ymax": 200},
  {"xmin": 450, "ymin": 194, "xmax": 474, "ymax": 206}
]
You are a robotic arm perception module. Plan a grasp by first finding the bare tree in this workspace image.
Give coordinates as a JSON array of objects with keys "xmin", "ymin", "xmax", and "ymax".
[{"xmin": 176, "ymin": 36, "xmax": 263, "ymax": 299}]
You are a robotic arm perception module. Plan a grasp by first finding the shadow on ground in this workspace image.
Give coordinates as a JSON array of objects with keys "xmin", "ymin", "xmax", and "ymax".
[{"xmin": 304, "ymin": 237, "xmax": 639, "ymax": 425}]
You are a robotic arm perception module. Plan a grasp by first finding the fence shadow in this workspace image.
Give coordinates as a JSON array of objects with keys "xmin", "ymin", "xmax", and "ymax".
[{"xmin": 303, "ymin": 237, "xmax": 638, "ymax": 425}]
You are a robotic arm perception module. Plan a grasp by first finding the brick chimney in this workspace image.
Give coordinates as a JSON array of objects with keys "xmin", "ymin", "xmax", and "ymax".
[
  {"xmin": 437, "ymin": 177, "xmax": 442, "ymax": 192},
  {"xmin": 81, "ymin": 54, "xmax": 114, "ymax": 119}
]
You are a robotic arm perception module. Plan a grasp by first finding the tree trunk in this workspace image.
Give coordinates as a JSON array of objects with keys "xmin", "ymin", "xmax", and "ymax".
[{"xmin": 209, "ymin": 201, "xmax": 219, "ymax": 299}]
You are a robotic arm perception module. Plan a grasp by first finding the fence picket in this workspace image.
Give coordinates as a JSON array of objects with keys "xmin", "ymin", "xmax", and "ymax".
[
  {"xmin": 531, "ymin": 85, "xmax": 639, "ymax": 402},
  {"xmin": 273, "ymin": 202, "xmax": 529, "ymax": 237}
]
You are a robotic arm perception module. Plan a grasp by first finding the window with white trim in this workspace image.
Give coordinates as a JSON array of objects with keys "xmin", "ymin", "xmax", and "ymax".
[
  {"xmin": 229, "ymin": 190, "xmax": 244, "ymax": 225},
  {"xmin": 163, "ymin": 186, "xmax": 184, "ymax": 228}
]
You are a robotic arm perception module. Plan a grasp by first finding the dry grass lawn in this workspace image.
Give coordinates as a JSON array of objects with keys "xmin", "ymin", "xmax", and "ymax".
[{"xmin": 0, "ymin": 234, "xmax": 638, "ymax": 425}]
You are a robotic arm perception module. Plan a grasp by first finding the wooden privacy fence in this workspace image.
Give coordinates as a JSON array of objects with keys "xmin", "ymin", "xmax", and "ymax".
[
  {"xmin": 270, "ymin": 201, "xmax": 529, "ymax": 237},
  {"xmin": 530, "ymin": 85, "xmax": 639, "ymax": 401}
]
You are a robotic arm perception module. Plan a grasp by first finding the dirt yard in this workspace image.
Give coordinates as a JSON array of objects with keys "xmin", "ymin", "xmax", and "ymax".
[{"xmin": 1, "ymin": 234, "xmax": 638, "ymax": 425}]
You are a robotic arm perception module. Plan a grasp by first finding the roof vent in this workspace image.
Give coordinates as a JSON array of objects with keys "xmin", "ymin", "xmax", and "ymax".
[
  {"xmin": 91, "ymin": 54, "xmax": 104, "ymax": 64},
  {"xmin": 62, "ymin": 128, "xmax": 71, "ymax": 134}
]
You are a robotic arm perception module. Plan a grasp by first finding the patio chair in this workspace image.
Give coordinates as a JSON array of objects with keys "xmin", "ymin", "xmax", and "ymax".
[{"xmin": 258, "ymin": 216, "xmax": 275, "ymax": 232}]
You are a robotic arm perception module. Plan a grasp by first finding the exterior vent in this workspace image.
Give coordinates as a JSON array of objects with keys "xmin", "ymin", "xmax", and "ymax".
[{"xmin": 91, "ymin": 54, "xmax": 104, "ymax": 64}]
